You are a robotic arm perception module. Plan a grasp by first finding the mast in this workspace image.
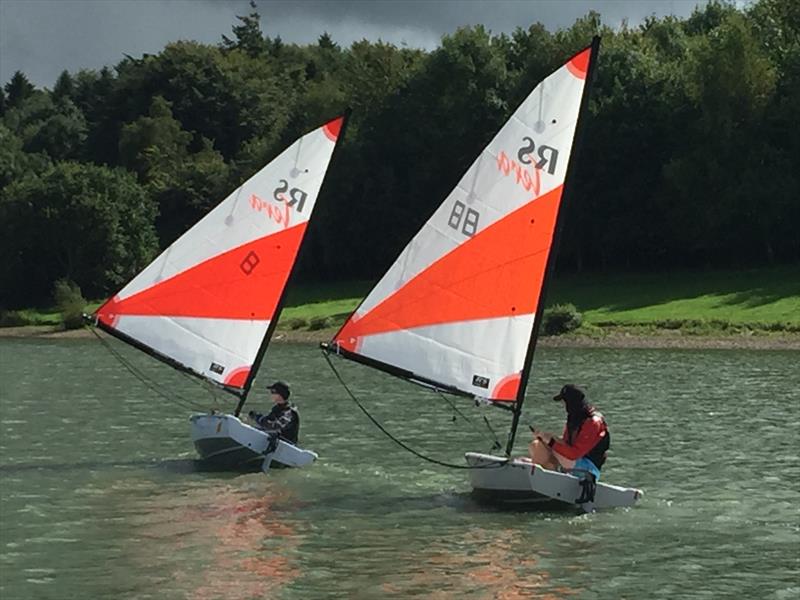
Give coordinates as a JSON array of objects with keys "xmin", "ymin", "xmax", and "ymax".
[
  {"xmin": 234, "ymin": 110, "xmax": 352, "ymax": 416},
  {"xmin": 505, "ymin": 36, "xmax": 601, "ymax": 456}
]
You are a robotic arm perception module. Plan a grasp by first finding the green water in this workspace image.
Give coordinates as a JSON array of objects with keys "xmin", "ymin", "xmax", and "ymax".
[{"xmin": 1, "ymin": 338, "xmax": 798, "ymax": 599}]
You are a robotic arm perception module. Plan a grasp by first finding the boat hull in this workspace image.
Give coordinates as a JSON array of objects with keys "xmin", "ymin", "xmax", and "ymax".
[
  {"xmin": 190, "ymin": 414, "xmax": 317, "ymax": 471},
  {"xmin": 466, "ymin": 452, "xmax": 642, "ymax": 511}
]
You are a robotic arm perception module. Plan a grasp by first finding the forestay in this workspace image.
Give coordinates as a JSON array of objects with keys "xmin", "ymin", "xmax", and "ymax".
[
  {"xmin": 330, "ymin": 49, "xmax": 593, "ymax": 402},
  {"xmin": 95, "ymin": 117, "xmax": 345, "ymax": 392}
]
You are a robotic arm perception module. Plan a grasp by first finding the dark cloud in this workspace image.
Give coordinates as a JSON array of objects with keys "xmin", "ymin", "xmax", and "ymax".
[{"xmin": 1, "ymin": 0, "xmax": 709, "ymax": 87}]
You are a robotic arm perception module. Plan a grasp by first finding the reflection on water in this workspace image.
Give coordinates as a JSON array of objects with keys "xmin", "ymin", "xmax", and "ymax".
[
  {"xmin": 386, "ymin": 528, "xmax": 581, "ymax": 600},
  {"xmin": 1, "ymin": 339, "xmax": 799, "ymax": 599},
  {"xmin": 140, "ymin": 485, "xmax": 301, "ymax": 600}
]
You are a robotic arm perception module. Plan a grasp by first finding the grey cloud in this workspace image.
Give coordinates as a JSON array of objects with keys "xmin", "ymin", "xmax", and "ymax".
[{"xmin": 2, "ymin": 0, "xmax": 709, "ymax": 87}]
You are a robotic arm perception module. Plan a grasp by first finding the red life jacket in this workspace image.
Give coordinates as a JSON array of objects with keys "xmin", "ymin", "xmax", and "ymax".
[{"xmin": 551, "ymin": 412, "xmax": 610, "ymax": 469}]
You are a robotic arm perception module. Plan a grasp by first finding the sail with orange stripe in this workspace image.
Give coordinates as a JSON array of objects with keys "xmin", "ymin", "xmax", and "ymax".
[
  {"xmin": 329, "ymin": 42, "xmax": 597, "ymax": 405},
  {"xmin": 94, "ymin": 115, "xmax": 346, "ymax": 394}
]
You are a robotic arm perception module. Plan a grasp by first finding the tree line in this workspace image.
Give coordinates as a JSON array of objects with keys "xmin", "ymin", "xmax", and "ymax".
[{"xmin": 1, "ymin": 0, "xmax": 797, "ymax": 308}]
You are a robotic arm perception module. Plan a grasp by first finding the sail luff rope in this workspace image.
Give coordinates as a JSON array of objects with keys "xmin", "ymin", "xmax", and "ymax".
[{"xmin": 323, "ymin": 351, "xmax": 507, "ymax": 470}]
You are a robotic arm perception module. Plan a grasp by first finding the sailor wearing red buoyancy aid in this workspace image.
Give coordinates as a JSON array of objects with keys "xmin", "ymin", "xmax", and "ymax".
[{"xmin": 529, "ymin": 384, "xmax": 610, "ymax": 480}]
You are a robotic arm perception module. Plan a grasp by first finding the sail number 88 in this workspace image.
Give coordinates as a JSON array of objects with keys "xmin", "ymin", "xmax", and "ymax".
[{"xmin": 448, "ymin": 201, "xmax": 480, "ymax": 237}]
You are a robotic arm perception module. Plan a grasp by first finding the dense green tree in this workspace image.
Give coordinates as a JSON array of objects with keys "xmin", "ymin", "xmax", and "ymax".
[
  {"xmin": 221, "ymin": 0, "xmax": 268, "ymax": 57},
  {"xmin": 72, "ymin": 67, "xmax": 119, "ymax": 165},
  {"xmin": 2, "ymin": 88, "xmax": 51, "ymax": 134},
  {"xmin": 0, "ymin": 162, "xmax": 158, "ymax": 307},
  {"xmin": 560, "ymin": 20, "xmax": 692, "ymax": 270},
  {"xmin": 2, "ymin": 89, "xmax": 88, "ymax": 161},
  {"xmin": 0, "ymin": 124, "xmax": 52, "ymax": 190},
  {"xmin": 112, "ymin": 41, "xmax": 293, "ymax": 162},
  {"xmin": 24, "ymin": 98, "xmax": 88, "ymax": 161},
  {"xmin": 4, "ymin": 71, "xmax": 35, "ymax": 109},
  {"xmin": 684, "ymin": 0, "xmax": 738, "ymax": 35},
  {"xmin": 117, "ymin": 96, "xmax": 232, "ymax": 244},
  {"xmin": 118, "ymin": 96, "xmax": 192, "ymax": 177},
  {"xmin": 664, "ymin": 10, "xmax": 779, "ymax": 264},
  {"xmin": 147, "ymin": 137, "xmax": 231, "ymax": 246},
  {"xmin": 749, "ymin": 0, "xmax": 800, "ymax": 260},
  {"xmin": 52, "ymin": 70, "xmax": 75, "ymax": 101},
  {"xmin": 341, "ymin": 40, "xmax": 424, "ymax": 115},
  {"xmin": 2, "ymin": 0, "xmax": 797, "ymax": 305}
]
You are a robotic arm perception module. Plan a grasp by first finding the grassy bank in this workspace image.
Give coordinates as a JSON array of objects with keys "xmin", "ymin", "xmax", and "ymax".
[
  {"xmin": 546, "ymin": 265, "xmax": 800, "ymax": 334},
  {"xmin": 3, "ymin": 266, "xmax": 799, "ymax": 338},
  {"xmin": 275, "ymin": 265, "xmax": 800, "ymax": 336}
]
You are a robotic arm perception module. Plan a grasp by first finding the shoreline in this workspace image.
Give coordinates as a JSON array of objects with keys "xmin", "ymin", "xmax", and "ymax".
[{"xmin": 2, "ymin": 325, "xmax": 799, "ymax": 350}]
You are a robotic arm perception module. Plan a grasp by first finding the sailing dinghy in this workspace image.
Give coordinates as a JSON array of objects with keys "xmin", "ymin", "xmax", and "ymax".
[
  {"xmin": 89, "ymin": 115, "xmax": 347, "ymax": 471},
  {"xmin": 322, "ymin": 38, "xmax": 641, "ymax": 510}
]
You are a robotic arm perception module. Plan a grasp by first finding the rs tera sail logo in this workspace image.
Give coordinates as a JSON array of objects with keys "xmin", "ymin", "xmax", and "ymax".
[
  {"xmin": 448, "ymin": 137, "xmax": 560, "ymax": 239},
  {"xmin": 248, "ymin": 179, "xmax": 309, "ymax": 229},
  {"xmin": 273, "ymin": 179, "xmax": 308, "ymax": 212},
  {"xmin": 497, "ymin": 137, "xmax": 560, "ymax": 201}
]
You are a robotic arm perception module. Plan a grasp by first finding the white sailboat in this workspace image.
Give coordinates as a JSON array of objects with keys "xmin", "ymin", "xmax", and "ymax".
[
  {"xmin": 89, "ymin": 115, "xmax": 348, "ymax": 471},
  {"xmin": 322, "ymin": 38, "xmax": 642, "ymax": 510}
]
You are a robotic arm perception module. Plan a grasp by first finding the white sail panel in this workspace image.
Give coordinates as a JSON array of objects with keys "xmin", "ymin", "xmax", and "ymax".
[
  {"xmin": 97, "ymin": 117, "xmax": 345, "ymax": 390},
  {"xmin": 346, "ymin": 315, "xmax": 535, "ymax": 400},
  {"xmin": 117, "ymin": 124, "xmax": 338, "ymax": 299},
  {"xmin": 332, "ymin": 47, "xmax": 592, "ymax": 401},
  {"xmin": 113, "ymin": 315, "xmax": 270, "ymax": 387}
]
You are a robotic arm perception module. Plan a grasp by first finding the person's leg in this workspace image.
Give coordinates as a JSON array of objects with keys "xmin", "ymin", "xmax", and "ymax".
[
  {"xmin": 553, "ymin": 451, "xmax": 576, "ymax": 472},
  {"xmin": 529, "ymin": 439, "xmax": 560, "ymax": 469}
]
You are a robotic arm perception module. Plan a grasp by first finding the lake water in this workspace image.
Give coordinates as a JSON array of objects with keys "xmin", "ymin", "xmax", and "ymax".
[{"xmin": 1, "ymin": 338, "xmax": 798, "ymax": 599}]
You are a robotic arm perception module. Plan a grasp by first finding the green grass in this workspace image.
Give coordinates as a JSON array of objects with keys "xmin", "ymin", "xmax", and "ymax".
[
  {"xmin": 15, "ymin": 307, "xmax": 63, "ymax": 326},
  {"xmin": 545, "ymin": 265, "xmax": 800, "ymax": 331},
  {"xmin": 273, "ymin": 265, "xmax": 800, "ymax": 335},
  {"xmin": 276, "ymin": 280, "xmax": 373, "ymax": 331},
  {"xmin": 5, "ymin": 266, "xmax": 798, "ymax": 336},
  {"xmin": 1, "ymin": 301, "xmax": 102, "ymax": 328}
]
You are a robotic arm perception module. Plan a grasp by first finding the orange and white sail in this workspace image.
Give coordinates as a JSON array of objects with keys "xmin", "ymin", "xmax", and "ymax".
[
  {"xmin": 96, "ymin": 117, "xmax": 345, "ymax": 392},
  {"xmin": 330, "ymin": 45, "xmax": 594, "ymax": 403}
]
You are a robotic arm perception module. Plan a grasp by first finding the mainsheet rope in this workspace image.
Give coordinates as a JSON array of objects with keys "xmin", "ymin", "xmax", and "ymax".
[
  {"xmin": 322, "ymin": 350, "xmax": 508, "ymax": 470},
  {"xmin": 434, "ymin": 389, "xmax": 502, "ymax": 452},
  {"xmin": 88, "ymin": 326, "xmax": 216, "ymax": 412}
]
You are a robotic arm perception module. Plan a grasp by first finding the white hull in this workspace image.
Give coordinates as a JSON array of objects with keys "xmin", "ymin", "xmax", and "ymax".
[
  {"xmin": 465, "ymin": 452, "xmax": 642, "ymax": 512},
  {"xmin": 190, "ymin": 414, "xmax": 317, "ymax": 471}
]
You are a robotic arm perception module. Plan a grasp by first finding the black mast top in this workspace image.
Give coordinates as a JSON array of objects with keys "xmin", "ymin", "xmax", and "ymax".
[{"xmin": 505, "ymin": 36, "xmax": 601, "ymax": 456}]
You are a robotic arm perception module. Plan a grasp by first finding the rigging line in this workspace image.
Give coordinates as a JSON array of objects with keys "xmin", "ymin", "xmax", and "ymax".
[
  {"xmin": 94, "ymin": 333, "xmax": 202, "ymax": 412},
  {"xmin": 88, "ymin": 327, "xmax": 207, "ymax": 411},
  {"xmin": 482, "ymin": 415, "xmax": 502, "ymax": 450},
  {"xmin": 175, "ymin": 367, "xmax": 221, "ymax": 405},
  {"xmin": 434, "ymin": 389, "xmax": 501, "ymax": 450},
  {"xmin": 322, "ymin": 351, "xmax": 507, "ymax": 470}
]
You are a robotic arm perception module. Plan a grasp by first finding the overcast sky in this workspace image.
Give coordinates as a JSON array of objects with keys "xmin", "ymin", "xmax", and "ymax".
[{"xmin": 2, "ymin": 0, "xmax": 716, "ymax": 87}]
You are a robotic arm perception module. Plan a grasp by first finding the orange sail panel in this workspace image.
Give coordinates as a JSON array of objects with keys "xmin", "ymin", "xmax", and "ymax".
[
  {"xmin": 97, "ymin": 223, "xmax": 306, "ymax": 323},
  {"xmin": 334, "ymin": 185, "xmax": 562, "ymax": 343}
]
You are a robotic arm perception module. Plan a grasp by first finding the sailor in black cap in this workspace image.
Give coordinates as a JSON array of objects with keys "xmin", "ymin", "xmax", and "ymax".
[{"xmin": 248, "ymin": 381, "xmax": 300, "ymax": 444}]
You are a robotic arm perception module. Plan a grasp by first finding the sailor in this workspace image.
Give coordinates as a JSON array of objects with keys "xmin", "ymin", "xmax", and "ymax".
[
  {"xmin": 248, "ymin": 381, "xmax": 300, "ymax": 444},
  {"xmin": 529, "ymin": 384, "xmax": 609, "ymax": 481}
]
